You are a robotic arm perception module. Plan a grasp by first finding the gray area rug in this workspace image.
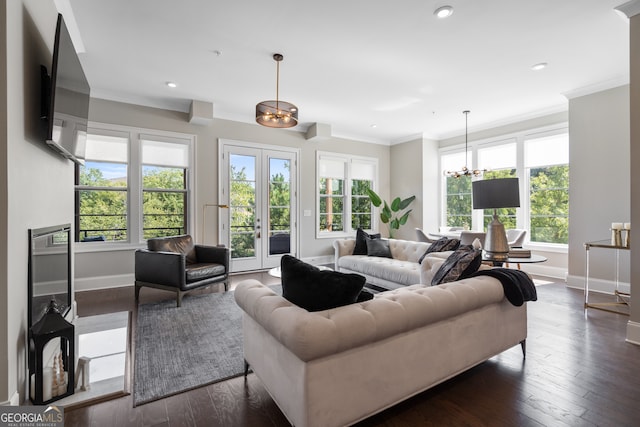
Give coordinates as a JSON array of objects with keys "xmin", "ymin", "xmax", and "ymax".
[{"xmin": 134, "ymin": 287, "xmax": 280, "ymax": 406}]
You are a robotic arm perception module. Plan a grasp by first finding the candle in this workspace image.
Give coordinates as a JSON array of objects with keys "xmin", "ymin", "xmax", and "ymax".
[
  {"xmin": 612, "ymin": 222, "xmax": 623, "ymax": 230},
  {"xmin": 624, "ymin": 223, "xmax": 631, "ymax": 230},
  {"xmin": 42, "ymin": 367, "xmax": 53, "ymax": 402}
]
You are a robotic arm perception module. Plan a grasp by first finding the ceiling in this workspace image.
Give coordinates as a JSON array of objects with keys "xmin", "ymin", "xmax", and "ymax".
[{"xmin": 65, "ymin": 0, "xmax": 630, "ymax": 144}]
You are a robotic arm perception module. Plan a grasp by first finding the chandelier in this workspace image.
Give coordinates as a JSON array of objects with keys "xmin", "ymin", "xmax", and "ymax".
[
  {"xmin": 255, "ymin": 53, "xmax": 298, "ymax": 128},
  {"xmin": 445, "ymin": 110, "xmax": 485, "ymax": 178}
]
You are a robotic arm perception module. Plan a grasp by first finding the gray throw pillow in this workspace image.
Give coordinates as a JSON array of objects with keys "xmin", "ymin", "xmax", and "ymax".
[
  {"xmin": 353, "ymin": 228, "xmax": 381, "ymax": 255},
  {"xmin": 366, "ymin": 238, "xmax": 392, "ymax": 258},
  {"xmin": 431, "ymin": 246, "xmax": 482, "ymax": 285},
  {"xmin": 419, "ymin": 237, "xmax": 460, "ymax": 264}
]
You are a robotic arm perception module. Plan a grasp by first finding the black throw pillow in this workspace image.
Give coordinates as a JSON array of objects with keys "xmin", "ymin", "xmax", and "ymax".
[
  {"xmin": 418, "ymin": 237, "xmax": 461, "ymax": 264},
  {"xmin": 431, "ymin": 246, "xmax": 482, "ymax": 286},
  {"xmin": 366, "ymin": 238, "xmax": 392, "ymax": 258},
  {"xmin": 353, "ymin": 228, "xmax": 381, "ymax": 255},
  {"xmin": 280, "ymin": 255, "xmax": 366, "ymax": 311}
]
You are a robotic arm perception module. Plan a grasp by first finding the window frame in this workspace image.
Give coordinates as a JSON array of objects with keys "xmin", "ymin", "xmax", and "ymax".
[
  {"xmin": 316, "ymin": 151, "xmax": 378, "ymax": 239},
  {"xmin": 439, "ymin": 124, "xmax": 569, "ymax": 251},
  {"xmin": 75, "ymin": 123, "xmax": 195, "ymax": 251}
]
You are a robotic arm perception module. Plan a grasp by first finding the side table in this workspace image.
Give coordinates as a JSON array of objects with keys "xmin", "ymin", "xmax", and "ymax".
[
  {"xmin": 584, "ymin": 239, "xmax": 630, "ymax": 315},
  {"xmin": 482, "ymin": 254, "xmax": 547, "ymax": 269}
]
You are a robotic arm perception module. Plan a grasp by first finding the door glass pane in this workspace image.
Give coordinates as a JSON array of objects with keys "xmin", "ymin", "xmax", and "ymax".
[
  {"xmin": 230, "ymin": 154, "xmax": 257, "ymax": 259},
  {"xmin": 269, "ymin": 158, "xmax": 291, "ymax": 255}
]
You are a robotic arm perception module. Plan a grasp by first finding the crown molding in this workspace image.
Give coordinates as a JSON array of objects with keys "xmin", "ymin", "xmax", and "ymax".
[{"xmin": 615, "ymin": 0, "xmax": 640, "ymax": 18}]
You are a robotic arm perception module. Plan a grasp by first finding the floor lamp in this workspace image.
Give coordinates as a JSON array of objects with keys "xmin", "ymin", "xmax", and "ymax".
[
  {"xmin": 472, "ymin": 178, "xmax": 520, "ymax": 261},
  {"xmin": 201, "ymin": 203, "xmax": 229, "ymax": 245}
]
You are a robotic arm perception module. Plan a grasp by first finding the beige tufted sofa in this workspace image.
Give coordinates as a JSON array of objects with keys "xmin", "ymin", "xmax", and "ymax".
[
  {"xmin": 333, "ymin": 238, "xmax": 450, "ymax": 289},
  {"xmin": 234, "ymin": 276, "xmax": 527, "ymax": 427}
]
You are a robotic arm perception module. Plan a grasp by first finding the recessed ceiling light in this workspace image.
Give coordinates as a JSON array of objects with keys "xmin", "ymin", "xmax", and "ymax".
[
  {"xmin": 531, "ymin": 62, "xmax": 548, "ymax": 71},
  {"xmin": 166, "ymin": 81, "xmax": 177, "ymax": 88},
  {"xmin": 370, "ymin": 124, "xmax": 377, "ymax": 128},
  {"xmin": 434, "ymin": 6, "xmax": 453, "ymax": 19}
]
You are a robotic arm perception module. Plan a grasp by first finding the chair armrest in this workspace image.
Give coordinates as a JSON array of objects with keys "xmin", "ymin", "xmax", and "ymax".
[
  {"xmin": 135, "ymin": 249, "xmax": 186, "ymax": 288},
  {"xmin": 194, "ymin": 245, "xmax": 230, "ymax": 271}
]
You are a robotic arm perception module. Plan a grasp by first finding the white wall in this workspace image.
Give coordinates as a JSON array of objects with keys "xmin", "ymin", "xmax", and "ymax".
[
  {"xmin": 389, "ymin": 136, "xmax": 439, "ymax": 241},
  {"xmin": 2, "ymin": 0, "xmax": 75, "ymax": 404},
  {"xmin": 75, "ymin": 98, "xmax": 391, "ymax": 289},
  {"xmin": 567, "ymin": 85, "xmax": 630, "ymax": 292}
]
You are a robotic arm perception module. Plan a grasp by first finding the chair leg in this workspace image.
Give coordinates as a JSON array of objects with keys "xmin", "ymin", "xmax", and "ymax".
[
  {"xmin": 135, "ymin": 282, "xmax": 141, "ymax": 304},
  {"xmin": 177, "ymin": 291, "xmax": 183, "ymax": 308},
  {"xmin": 224, "ymin": 280, "xmax": 228, "ymax": 292},
  {"xmin": 244, "ymin": 360, "xmax": 250, "ymax": 377},
  {"xmin": 520, "ymin": 339, "xmax": 526, "ymax": 358}
]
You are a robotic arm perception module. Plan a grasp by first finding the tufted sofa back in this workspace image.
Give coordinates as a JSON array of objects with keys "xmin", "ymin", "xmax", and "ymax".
[{"xmin": 388, "ymin": 239, "xmax": 431, "ymax": 262}]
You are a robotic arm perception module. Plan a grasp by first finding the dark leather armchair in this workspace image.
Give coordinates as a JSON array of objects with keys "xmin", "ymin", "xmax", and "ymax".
[{"xmin": 135, "ymin": 235, "xmax": 230, "ymax": 307}]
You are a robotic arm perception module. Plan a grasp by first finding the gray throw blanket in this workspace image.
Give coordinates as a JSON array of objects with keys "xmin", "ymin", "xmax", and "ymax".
[{"xmin": 470, "ymin": 268, "xmax": 537, "ymax": 306}]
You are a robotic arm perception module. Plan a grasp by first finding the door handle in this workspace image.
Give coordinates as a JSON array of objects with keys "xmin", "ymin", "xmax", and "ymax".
[{"xmin": 256, "ymin": 231, "xmax": 261, "ymax": 239}]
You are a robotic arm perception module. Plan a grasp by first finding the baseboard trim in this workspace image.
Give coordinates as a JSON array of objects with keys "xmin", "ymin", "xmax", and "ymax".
[
  {"xmin": 75, "ymin": 274, "xmax": 134, "ymax": 292},
  {"xmin": 626, "ymin": 321, "xmax": 640, "ymax": 346},
  {"xmin": 300, "ymin": 255, "xmax": 334, "ymax": 266},
  {"xmin": 1, "ymin": 391, "xmax": 19, "ymax": 405},
  {"xmin": 566, "ymin": 274, "xmax": 631, "ymax": 295},
  {"xmin": 516, "ymin": 263, "xmax": 566, "ymax": 280}
]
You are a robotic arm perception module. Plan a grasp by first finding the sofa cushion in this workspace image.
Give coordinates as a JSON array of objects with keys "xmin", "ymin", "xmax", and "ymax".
[
  {"xmin": 281, "ymin": 255, "xmax": 366, "ymax": 312},
  {"xmin": 338, "ymin": 256, "xmax": 422, "ymax": 286},
  {"xmin": 431, "ymin": 247, "xmax": 482, "ymax": 285},
  {"xmin": 353, "ymin": 228, "xmax": 381, "ymax": 255},
  {"xmin": 185, "ymin": 263, "xmax": 226, "ymax": 282},
  {"xmin": 148, "ymin": 234, "xmax": 197, "ymax": 265},
  {"xmin": 366, "ymin": 238, "xmax": 392, "ymax": 258},
  {"xmin": 418, "ymin": 237, "xmax": 460, "ymax": 264}
]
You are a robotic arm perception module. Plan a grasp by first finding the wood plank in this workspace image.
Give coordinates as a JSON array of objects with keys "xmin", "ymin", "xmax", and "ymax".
[{"xmin": 66, "ymin": 279, "xmax": 640, "ymax": 427}]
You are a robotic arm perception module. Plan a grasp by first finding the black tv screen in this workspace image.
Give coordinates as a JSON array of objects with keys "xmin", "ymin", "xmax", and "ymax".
[
  {"xmin": 43, "ymin": 13, "xmax": 90, "ymax": 164},
  {"xmin": 28, "ymin": 224, "xmax": 72, "ymax": 327}
]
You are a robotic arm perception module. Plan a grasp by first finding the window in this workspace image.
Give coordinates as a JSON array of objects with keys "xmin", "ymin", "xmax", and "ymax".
[
  {"xmin": 525, "ymin": 133, "xmax": 569, "ymax": 244},
  {"xmin": 439, "ymin": 125, "xmax": 569, "ymax": 248},
  {"xmin": 75, "ymin": 125, "xmax": 194, "ymax": 245},
  {"xmin": 317, "ymin": 152, "xmax": 377, "ymax": 237},
  {"xmin": 141, "ymin": 138, "xmax": 190, "ymax": 239},
  {"xmin": 76, "ymin": 133, "xmax": 129, "ymax": 242},
  {"xmin": 441, "ymin": 151, "xmax": 472, "ymax": 228},
  {"xmin": 477, "ymin": 142, "xmax": 517, "ymax": 230}
]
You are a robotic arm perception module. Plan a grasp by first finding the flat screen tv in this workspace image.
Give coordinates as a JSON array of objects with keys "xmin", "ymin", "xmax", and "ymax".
[
  {"xmin": 41, "ymin": 13, "xmax": 90, "ymax": 165},
  {"xmin": 28, "ymin": 224, "xmax": 72, "ymax": 327}
]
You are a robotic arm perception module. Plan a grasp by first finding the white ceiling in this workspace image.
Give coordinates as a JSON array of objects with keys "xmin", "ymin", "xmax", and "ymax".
[{"xmin": 66, "ymin": 0, "xmax": 630, "ymax": 144}]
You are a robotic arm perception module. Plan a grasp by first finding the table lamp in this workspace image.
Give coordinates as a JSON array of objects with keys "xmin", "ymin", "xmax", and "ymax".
[{"xmin": 472, "ymin": 178, "xmax": 520, "ymax": 261}]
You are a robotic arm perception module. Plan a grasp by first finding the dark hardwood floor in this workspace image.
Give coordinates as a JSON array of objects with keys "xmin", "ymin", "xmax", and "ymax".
[{"xmin": 67, "ymin": 273, "xmax": 640, "ymax": 427}]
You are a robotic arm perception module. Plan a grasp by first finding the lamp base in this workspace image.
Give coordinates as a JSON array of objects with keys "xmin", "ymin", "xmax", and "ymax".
[{"xmin": 484, "ymin": 212, "xmax": 509, "ymax": 261}]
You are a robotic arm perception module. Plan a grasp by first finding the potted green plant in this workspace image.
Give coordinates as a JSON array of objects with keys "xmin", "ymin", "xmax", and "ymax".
[{"xmin": 366, "ymin": 189, "xmax": 416, "ymax": 238}]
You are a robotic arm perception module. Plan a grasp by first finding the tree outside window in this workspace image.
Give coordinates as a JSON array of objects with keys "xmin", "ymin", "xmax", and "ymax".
[
  {"xmin": 445, "ymin": 175, "xmax": 472, "ymax": 228},
  {"xmin": 529, "ymin": 165, "xmax": 569, "ymax": 244},
  {"xmin": 75, "ymin": 129, "xmax": 193, "ymax": 244},
  {"xmin": 317, "ymin": 153, "xmax": 377, "ymax": 236},
  {"xmin": 77, "ymin": 161, "xmax": 128, "ymax": 241},
  {"xmin": 525, "ymin": 133, "xmax": 569, "ymax": 244}
]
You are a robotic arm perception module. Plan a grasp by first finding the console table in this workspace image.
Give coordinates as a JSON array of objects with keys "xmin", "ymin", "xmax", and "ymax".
[{"xmin": 584, "ymin": 239, "xmax": 630, "ymax": 315}]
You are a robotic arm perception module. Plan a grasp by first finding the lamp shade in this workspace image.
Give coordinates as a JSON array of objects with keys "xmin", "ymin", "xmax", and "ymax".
[{"xmin": 472, "ymin": 178, "xmax": 520, "ymax": 209}]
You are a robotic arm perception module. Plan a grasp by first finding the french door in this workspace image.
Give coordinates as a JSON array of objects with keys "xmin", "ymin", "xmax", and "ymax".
[{"xmin": 220, "ymin": 143, "xmax": 298, "ymax": 272}]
